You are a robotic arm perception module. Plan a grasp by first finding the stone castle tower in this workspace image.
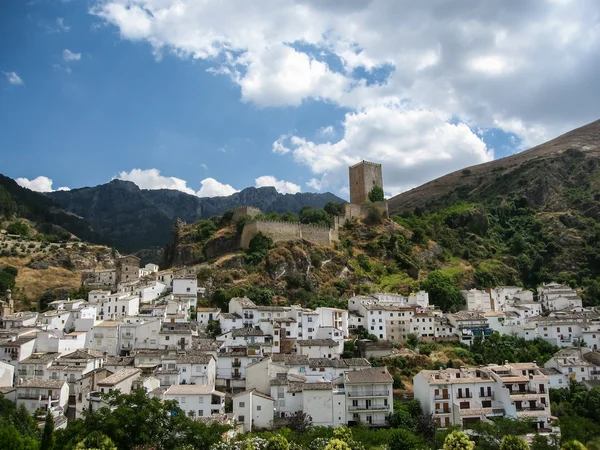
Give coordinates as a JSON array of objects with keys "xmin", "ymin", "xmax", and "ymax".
[{"xmin": 349, "ymin": 160, "xmax": 383, "ymax": 204}]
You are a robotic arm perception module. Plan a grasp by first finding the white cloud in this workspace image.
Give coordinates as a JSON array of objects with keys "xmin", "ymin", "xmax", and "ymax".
[
  {"xmin": 197, "ymin": 178, "xmax": 238, "ymax": 197},
  {"xmin": 63, "ymin": 49, "xmax": 82, "ymax": 62},
  {"xmin": 117, "ymin": 168, "xmax": 238, "ymax": 198},
  {"xmin": 16, "ymin": 176, "xmax": 69, "ymax": 192},
  {"xmin": 255, "ymin": 175, "xmax": 301, "ymax": 194},
  {"xmin": 117, "ymin": 168, "xmax": 196, "ymax": 195},
  {"xmin": 318, "ymin": 125, "xmax": 335, "ymax": 137},
  {"xmin": 200, "ymin": 164, "xmax": 208, "ymax": 170},
  {"xmin": 3, "ymin": 71, "xmax": 23, "ymax": 85},
  {"xmin": 56, "ymin": 18, "xmax": 70, "ymax": 32},
  {"xmin": 274, "ymin": 104, "xmax": 493, "ymax": 196},
  {"xmin": 90, "ymin": 0, "xmax": 600, "ymax": 147}
]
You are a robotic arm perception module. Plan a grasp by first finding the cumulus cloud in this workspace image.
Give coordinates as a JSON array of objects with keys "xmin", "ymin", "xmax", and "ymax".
[
  {"xmin": 89, "ymin": 0, "xmax": 600, "ymax": 140},
  {"xmin": 16, "ymin": 176, "xmax": 70, "ymax": 192},
  {"xmin": 118, "ymin": 168, "xmax": 196, "ymax": 195},
  {"xmin": 117, "ymin": 168, "xmax": 238, "ymax": 198},
  {"xmin": 197, "ymin": 178, "xmax": 238, "ymax": 197},
  {"xmin": 318, "ymin": 126, "xmax": 335, "ymax": 137},
  {"xmin": 255, "ymin": 175, "xmax": 301, "ymax": 194},
  {"xmin": 3, "ymin": 71, "xmax": 23, "ymax": 85},
  {"xmin": 274, "ymin": 105, "xmax": 493, "ymax": 196},
  {"xmin": 63, "ymin": 49, "xmax": 82, "ymax": 62}
]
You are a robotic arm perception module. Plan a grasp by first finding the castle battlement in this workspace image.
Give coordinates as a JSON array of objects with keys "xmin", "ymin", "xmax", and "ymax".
[
  {"xmin": 350, "ymin": 160, "xmax": 382, "ymax": 169},
  {"xmin": 246, "ymin": 219, "xmax": 332, "ymax": 230},
  {"xmin": 232, "ymin": 206, "xmax": 262, "ymax": 222}
]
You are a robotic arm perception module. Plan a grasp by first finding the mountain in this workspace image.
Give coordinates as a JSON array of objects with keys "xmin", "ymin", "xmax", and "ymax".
[
  {"xmin": 0, "ymin": 174, "xmax": 108, "ymax": 245},
  {"xmin": 388, "ymin": 119, "xmax": 600, "ymax": 214},
  {"xmin": 47, "ymin": 180, "xmax": 343, "ymax": 253}
]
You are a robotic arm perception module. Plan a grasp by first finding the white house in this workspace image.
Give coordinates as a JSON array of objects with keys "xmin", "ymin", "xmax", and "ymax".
[
  {"xmin": 344, "ymin": 367, "xmax": 393, "ymax": 427},
  {"xmin": 16, "ymin": 379, "xmax": 69, "ymax": 414},
  {"xmin": 35, "ymin": 331, "xmax": 87, "ymax": 355},
  {"xmin": 197, "ymin": 308, "xmax": 220, "ymax": 326},
  {"xmin": 90, "ymin": 321, "xmax": 120, "ymax": 355},
  {"xmin": 544, "ymin": 348, "xmax": 600, "ymax": 382},
  {"xmin": 462, "ymin": 289, "xmax": 492, "ymax": 313},
  {"xmin": 163, "ymin": 384, "xmax": 226, "ymax": 418},
  {"xmin": 173, "ymin": 278, "xmax": 198, "ymax": 296},
  {"xmin": 0, "ymin": 359, "xmax": 15, "ymax": 387},
  {"xmin": 233, "ymin": 389, "xmax": 275, "ymax": 432},
  {"xmin": 295, "ymin": 339, "xmax": 341, "ymax": 359},
  {"xmin": 0, "ymin": 334, "xmax": 36, "ymax": 363},
  {"xmin": 96, "ymin": 368, "xmax": 142, "ymax": 395},
  {"xmin": 16, "ymin": 352, "xmax": 58, "ymax": 381}
]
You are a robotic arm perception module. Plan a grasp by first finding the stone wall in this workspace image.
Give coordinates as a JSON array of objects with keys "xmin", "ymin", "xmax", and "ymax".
[
  {"xmin": 339, "ymin": 201, "xmax": 389, "ymax": 224},
  {"xmin": 232, "ymin": 206, "xmax": 262, "ymax": 222},
  {"xmin": 240, "ymin": 220, "xmax": 338, "ymax": 249}
]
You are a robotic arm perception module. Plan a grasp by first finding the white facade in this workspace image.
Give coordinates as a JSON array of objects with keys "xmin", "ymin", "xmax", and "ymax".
[
  {"xmin": 163, "ymin": 384, "xmax": 225, "ymax": 417},
  {"xmin": 173, "ymin": 278, "xmax": 198, "ymax": 296},
  {"xmin": 462, "ymin": 289, "xmax": 492, "ymax": 312},
  {"xmin": 544, "ymin": 348, "xmax": 600, "ymax": 382},
  {"xmin": 233, "ymin": 389, "xmax": 275, "ymax": 432},
  {"xmin": 16, "ymin": 379, "xmax": 69, "ymax": 414}
]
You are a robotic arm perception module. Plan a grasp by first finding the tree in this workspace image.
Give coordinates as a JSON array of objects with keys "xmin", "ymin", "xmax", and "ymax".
[
  {"xmin": 585, "ymin": 387, "xmax": 600, "ymax": 421},
  {"xmin": 324, "ymin": 439, "xmax": 351, "ymax": 450},
  {"xmin": 444, "ymin": 431, "xmax": 475, "ymax": 450},
  {"xmin": 364, "ymin": 204, "xmax": 383, "ymax": 225},
  {"xmin": 500, "ymin": 435, "xmax": 530, "ymax": 450},
  {"xmin": 388, "ymin": 407, "xmax": 414, "ymax": 429},
  {"xmin": 471, "ymin": 418, "xmax": 534, "ymax": 450},
  {"xmin": 265, "ymin": 435, "xmax": 290, "ymax": 450},
  {"xmin": 206, "ymin": 320, "xmax": 221, "ymax": 339},
  {"xmin": 406, "ymin": 333, "xmax": 420, "ymax": 349},
  {"xmin": 421, "ymin": 271, "xmax": 465, "ymax": 312},
  {"xmin": 245, "ymin": 232, "xmax": 274, "ymax": 265},
  {"xmin": 562, "ymin": 442, "xmax": 587, "ymax": 450},
  {"xmin": 414, "ymin": 413, "xmax": 438, "ymax": 441},
  {"xmin": 530, "ymin": 435, "xmax": 557, "ymax": 450},
  {"xmin": 6, "ymin": 221, "xmax": 30, "ymax": 237},
  {"xmin": 287, "ymin": 411, "xmax": 312, "ymax": 433},
  {"xmin": 389, "ymin": 429, "xmax": 422, "ymax": 450},
  {"xmin": 41, "ymin": 412, "xmax": 55, "ymax": 450},
  {"xmin": 75, "ymin": 431, "xmax": 117, "ymax": 450},
  {"xmin": 324, "ymin": 202, "xmax": 341, "ymax": 216},
  {"xmin": 368, "ymin": 186, "xmax": 384, "ymax": 202},
  {"xmin": 0, "ymin": 266, "xmax": 18, "ymax": 292}
]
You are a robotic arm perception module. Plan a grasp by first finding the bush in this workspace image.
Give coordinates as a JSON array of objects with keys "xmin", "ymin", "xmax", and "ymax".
[
  {"xmin": 368, "ymin": 186, "xmax": 384, "ymax": 202},
  {"xmin": 6, "ymin": 221, "xmax": 30, "ymax": 237}
]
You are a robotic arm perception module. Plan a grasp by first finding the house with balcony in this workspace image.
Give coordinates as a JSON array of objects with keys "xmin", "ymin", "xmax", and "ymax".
[
  {"xmin": 538, "ymin": 283, "xmax": 583, "ymax": 311},
  {"xmin": 66, "ymin": 367, "xmax": 113, "ymax": 420},
  {"xmin": 447, "ymin": 311, "xmax": 491, "ymax": 343},
  {"xmin": 0, "ymin": 311, "xmax": 38, "ymax": 330},
  {"xmin": 544, "ymin": 348, "xmax": 600, "ymax": 382},
  {"xmin": 295, "ymin": 339, "xmax": 342, "ymax": 359},
  {"xmin": 196, "ymin": 307, "xmax": 220, "ymax": 326},
  {"xmin": 89, "ymin": 321, "xmax": 120, "ymax": 355},
  {"xmin": 119, "ymin": 317, "xmax": 162, "ymax": 353},
  {"xmin": 159, "ymin": 326, "xmax": 193, "ymax": 351},
  {"xmin": 462, "ymin": 289, "xmax": 492, "ymax": 312},
  {"xmin": 163, "ymin": 384, "xmax": 226, "ymax": 418},
  {"xmin": 16, "ymin": 352, "xmax": 59, "ymax": 381},
  {"xmin": 0, "ymin": 334, "xmax": 36, "ymax": 363},
  {"xmin": 46, "ymin": 349, "xmax": 104, "ymax": 384},
  {"xmin": 413, "ymin": 363, "xmax": 554, "ymax": 434},
  {"xmin": 16, "ymin": 379, "xmax": 69, "ymax": 414},
  {"xmin": 344, "ymin": 367, "xmax": 393, "ymax": 427}
]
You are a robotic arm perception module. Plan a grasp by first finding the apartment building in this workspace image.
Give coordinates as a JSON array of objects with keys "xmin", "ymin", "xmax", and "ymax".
[{"xmin": 414, "ymin": 363, "xmax": 553, "ymax": 432}]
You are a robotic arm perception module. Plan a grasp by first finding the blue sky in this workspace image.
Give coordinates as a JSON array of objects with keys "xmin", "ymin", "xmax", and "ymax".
[{"xmin": 1, "ymin": 1, "xmax": 599, "ymax": 198}]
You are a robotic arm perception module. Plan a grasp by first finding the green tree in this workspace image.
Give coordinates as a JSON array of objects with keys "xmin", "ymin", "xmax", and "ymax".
[
  {"xmin": 368, "ymin": 186, "xmax": 384, "ymax": 202},
  {"xmin": 562, "ymin": 441, "xmax": 587, "ymax": 450},
  {"xmin": 206, "ymin": 320, "xmax": 222, "ymax": 339},
  {"xmin": 585, "ymin": 387, "xmax": 600, "ymax": 421},
  {"xmin": 443, "ymin": 431, "xmax": 475, "ymax": 450},
  {"xmin": 265, "ymin": 435, "xmax": 290, "ymax": 450},
  {"xmin": 280, "ymin": 212, "xmax": 299, "ymax": 223},
  {"xmin": 6, "ymin": 221, "xmax": 30, "ymax": 237},
  {"xmin": 41, "ymin": 412, "xmax": 55, "ymax": 450},
  {"xmin": 530, "ymin": 435, "xmax": 557, "ymax": 450},
  {"xmin": 324, "ymin": 439, "xmax": 351, "ymax": 450},
  {"xmin": 245, "ymin": 232, "xmax": 274, "ymax": 265},
  {"xmin": 0, "ymin": 266, "xmax": 18, "ymax": 292},
  {"xmin": 75, "ymin": 431, "xmax": 117, "ymax": 450},
  {"xmin": 389, "ymin": 429, "xmax": 422, "ymax": 450},
  {"xmin": 421, "ymin": 271, "xmax": 465, "ymax": 312},
  {"xmin": 364, "ymin": 204, "xmax": 383, "ymax": 225},
  {"xmin": 500, "ymin": 435, "xmax": 530, "ymax": 450},
  {"xmin": 324, "ymin": 202, "xmax": 341, "ymax": 216}
]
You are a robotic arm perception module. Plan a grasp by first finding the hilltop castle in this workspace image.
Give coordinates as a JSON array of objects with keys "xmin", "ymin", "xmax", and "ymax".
[{"xmin": 240, "ymin": 160, "xmax": 387, "ymax": 248}]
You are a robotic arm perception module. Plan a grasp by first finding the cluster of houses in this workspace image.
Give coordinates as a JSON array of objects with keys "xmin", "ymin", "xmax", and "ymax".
[{"xmin": 0, "ymin": 255, "xmax": 599, "ymax": 434}]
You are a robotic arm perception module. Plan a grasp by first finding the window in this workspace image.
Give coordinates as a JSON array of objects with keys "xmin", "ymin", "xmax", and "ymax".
[
  {"xmin": 238, "ymin": 416, "xmax": 245, "ymax": 422},
  {"xmin": 165, "ymin": 336, "xmax": 170, "ymax": 340},
  {"xmin": 198, "ymin": 410, "xmax": 204, "ymax": 416},
  {"xmin": 181, "ymin": 397, "xmax": 186, "ymax": 403},
  {"xmin": 239, "ymin": 402, "xmax": 245, "ymax": 407},
  {"xmin": 198, "ymin": 397, "xmax": 204, "ymax": 403},
  {"xmin": 257, "ymin": 405, "xmax": 261, "ymax": 411}
]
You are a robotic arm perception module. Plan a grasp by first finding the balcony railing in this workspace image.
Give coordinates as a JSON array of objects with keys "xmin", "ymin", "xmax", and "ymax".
[
  {"xmin": 480, "ymin": 392, "xmax": 495, "ymax": 399},
  {"xmin": 231, "ymin": 372, "xmax": 241, "ymax": 379},
  {"xmin": 347, "ymin": 391, "xmax": 389, "ymax": 398},
  {"xmin": 18, "ymin": 394, "xmax": 59, "ymax": 401},
  {"xmin": 510, "ymin": 390, "xmax": 539, "ymax": 395},
  {"xmin": 34, "ymin": 370, "xmax": 45, "ymax": 376},
  {"xmin": 517, "ymin": 406, "xmax": 546, "ymax": 412},
  {"xmin": 435, "ymin": 394, "xmax": 450, "ymax": 400},
  {"xmin": 232, "ymin": 361, "xmax": 241, "ymax": 368},
  {"xmin": 348, "ymin": 405, "xmax": 390, "ymax": 411},
  {"xmin": 457, "ymin": 393, "xmax": 473, "ymax": 399},
  {"xmin": 94, "ymin": 333, "xmax": 104, "ymax": 338},
  {"xmin": 122, "ymin": 333, "xmax": 134, "ymax": 338},
  {"xmin": 435, "ymin": 409, "xmax": 452, "ymax": 414}
]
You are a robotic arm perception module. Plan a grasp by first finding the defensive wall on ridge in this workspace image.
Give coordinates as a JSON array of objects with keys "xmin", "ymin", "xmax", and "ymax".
[{"xmin": 240, "ymin": 219, "xmax": 339, "ymax": 249}]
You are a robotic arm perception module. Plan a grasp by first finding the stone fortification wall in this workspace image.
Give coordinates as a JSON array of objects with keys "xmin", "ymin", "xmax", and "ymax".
[
  {"xmin": 339, "ymin": 201, "xmax": 389, "ymax": 223},
  {"xmin": 232, "ymin": 206, "xmax": 262, "ymax": 222},
  {"xmin": 240, "ymin": 220, "xmax": 337, "ymax": 249}
]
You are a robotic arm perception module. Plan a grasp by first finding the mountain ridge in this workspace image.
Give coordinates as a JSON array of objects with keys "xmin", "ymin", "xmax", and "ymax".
[
  {"xmin": 46, "ymin": 180, "xmax": 344, "ymax": 253},
  {"xmin": 388, "ymin": 119, "xmax": 600, "ymax": 214}
]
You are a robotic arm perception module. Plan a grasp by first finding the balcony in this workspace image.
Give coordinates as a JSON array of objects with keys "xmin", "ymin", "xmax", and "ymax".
[
  {"xmin": 510, "ymin": 390, "xmax": 539, "ymax": 395},
  {"xmin": 479, "ymin": 392, "xmax": 495, "ymax": 399},
  {"xmin": 348, "ymin": 405, "xmax": 390, "ymax": 412},
  {"xmin": 34, "ymin": 370, "xmax": 45, "ymax": 376},
  {"xmin": 18, "ymin": 394, "xmax": 59, "ymax": 401},
  {"xmin": 435, "ymin": 394, "xmax": 450, "ymax": 400},
  {"xmin": 457, "ymin": 393, "xmax": 473, "ymax": 399},
  {"xmin": 94, "ymin": 333, "xmax": 104, "ymax": 338},
  {"xmin": 232, "ymin": 361, "xmax": 241, "ymax": 367},
  {"xmin": 347, "ymin": 391, "xmax": 389, "ymax": 398},
  {"xmin": 517, "ymin": 406, "xmax": 546, "ymax": 412},
  {"xmin": 231, "ymin": 372, "xmax": 241, "ymax": 379},
  {"xmin": 122, "ymin": 332, "xmax": 134, "ymax": 339},
  {"xmin": 435, "ymin": 409, "xmax": 452, "ymax": 415}
]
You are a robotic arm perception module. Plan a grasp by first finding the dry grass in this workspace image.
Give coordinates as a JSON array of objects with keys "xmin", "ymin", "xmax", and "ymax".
[{"xmin": 0, "ymin": 255, "xmax": 81, "ymax": 304}]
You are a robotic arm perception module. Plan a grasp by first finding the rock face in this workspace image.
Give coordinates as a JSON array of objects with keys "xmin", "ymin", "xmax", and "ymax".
[
  {"xmin": 47, "ymin": 181, "xmax": 343, "ymax": 253},
  {"xmin": 388, "ymin": 119, "xmax": 600, "ymax": 214}
]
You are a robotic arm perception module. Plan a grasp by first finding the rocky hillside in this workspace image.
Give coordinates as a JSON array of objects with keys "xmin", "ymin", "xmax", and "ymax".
[
  {"xmin": 388, "ymin": 119, "xmax": 600, "ymax": 214},
  {"xmin": 47, "ymin": 180, "xmax": 343, "ymax": 253}
]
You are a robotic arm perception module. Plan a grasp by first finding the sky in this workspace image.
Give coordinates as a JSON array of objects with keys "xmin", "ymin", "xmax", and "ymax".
[{"xmin": 1, "ymin": 0, "xmax": 599, "ymax": 200}]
